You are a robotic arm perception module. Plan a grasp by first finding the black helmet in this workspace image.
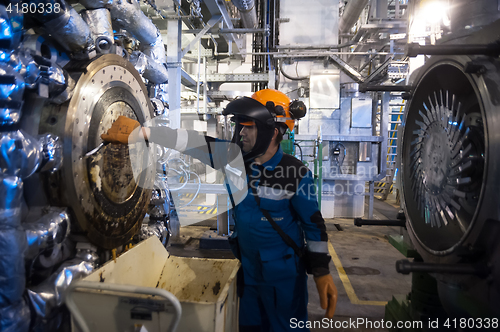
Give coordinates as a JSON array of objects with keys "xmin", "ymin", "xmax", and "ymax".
[{"xmin": 223, "ymin": 97, "xmax": 275, "ymax": 162}]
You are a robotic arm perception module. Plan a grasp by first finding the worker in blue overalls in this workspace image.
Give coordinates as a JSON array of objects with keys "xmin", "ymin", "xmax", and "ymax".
[{"xmin": 102, "ymin": 89, "xmax": 337, "ymax": 331}]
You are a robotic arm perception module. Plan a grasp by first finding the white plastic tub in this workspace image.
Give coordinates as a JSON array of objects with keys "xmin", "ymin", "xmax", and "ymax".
[{"xmin": 67, "ymin": 237, "xmax": 240, "ymax": 332}]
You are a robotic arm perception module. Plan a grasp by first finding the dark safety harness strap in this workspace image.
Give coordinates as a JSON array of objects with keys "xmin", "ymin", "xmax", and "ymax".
[{"xmin": 249, "ymin": 166, "xmax": 304, "ymax": 258}]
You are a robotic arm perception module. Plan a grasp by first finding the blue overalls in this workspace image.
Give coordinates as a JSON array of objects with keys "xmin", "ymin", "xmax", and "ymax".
[
  {"xmin": 147, "ymin": 128, "xmax": 329, "ymax": 332},
  {"xmin": 232, "ymin": 147, "xmax": 325, "ymax": 332}
]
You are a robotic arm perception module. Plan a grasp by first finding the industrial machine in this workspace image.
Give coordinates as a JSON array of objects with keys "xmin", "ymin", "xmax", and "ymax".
[
  {"xmin": 395, "ymin": 0, "xmax": 500, "ymax": 323},
  {"xmin": 6, "ymin": 0, "xmax": 499, "ymax": 330},
  {"xmin": 0, "ymin": 0, "xmax": 265, "ymax": 330},
  {"xmin": 348, "ymin": 0, "xmax": 500, "ymax": 324},
  {"xmin": 399, "ymin": 0, "xmax": 500, "ymax": 321},
  {"xmin": 0, "ymin": 1, "xmax": 171, "ymax": 330},
  {"xmin": 399, "ymin": 54, "xmax": 500, "ymax": 318}
]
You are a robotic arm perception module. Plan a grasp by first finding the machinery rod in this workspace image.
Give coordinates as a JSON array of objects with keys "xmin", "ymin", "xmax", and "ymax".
[
  {"xmin": 407, "ymin": 43, "xmax": 500, "ymax": 57},
  {"xmin": 396, "ymin": 259, "xmax": 490, "ymax": 278},
  {"xmin": 359, "ymin": 84, "xmax": 412, "ymax": 92},
  {"xmin": 354, "ymin": 218, "xmax": 406, "ymax": 227}
]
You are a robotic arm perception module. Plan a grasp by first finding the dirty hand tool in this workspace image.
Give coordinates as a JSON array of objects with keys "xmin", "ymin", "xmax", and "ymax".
[{"xmin": 84, "ymin": 141, "xmax": 110, "ymax": 158}]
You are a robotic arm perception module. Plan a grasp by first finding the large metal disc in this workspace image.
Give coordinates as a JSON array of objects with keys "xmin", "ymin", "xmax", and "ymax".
[
  {"xmin": 401, "ymin": 55, "xmax": 500, "ymax": 261},
  {"xmin": 40, "ymin": 54, "xmax": 154, "ymax": 249}
]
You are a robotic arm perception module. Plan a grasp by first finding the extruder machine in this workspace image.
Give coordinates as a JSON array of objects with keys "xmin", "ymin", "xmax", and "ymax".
[
  {"xmin": 397, "ymin": 0, "xmax": 500, "ymax": 321},
  {"xmin": 0, "ymin": 1, "xmax": 172, "ymax": 330}
]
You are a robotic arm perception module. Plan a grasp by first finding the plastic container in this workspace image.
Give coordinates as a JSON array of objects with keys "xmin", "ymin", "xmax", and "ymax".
[{"xmin": 67, "ymin": 237, "xmax": 240, "ymax": 332}]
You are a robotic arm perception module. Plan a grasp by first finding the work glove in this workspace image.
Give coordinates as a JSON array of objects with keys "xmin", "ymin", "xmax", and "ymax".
[
  {"xmin": 314, "ymin": 274, "xmax": 337, "ymax": 318},
  {"xmin": 101, "ymin": 116, "xmax": 140, "ymax": 144}
]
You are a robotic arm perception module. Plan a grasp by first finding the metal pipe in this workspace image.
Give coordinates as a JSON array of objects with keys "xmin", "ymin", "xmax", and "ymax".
[
  {"xmin": 109, "ymin": 0, "xmax": 159, "ymax": 46},
  {"xmin": 197, "ymin": 39, "xmax": 201, "ymax": 115},
  {"xmin": 232, "ymin": 0, "xmax": 258, "ymax": 28},
  {"xmin": 183, "ymin": 28, "xmax": 267, "ymax": 34},
  {"xmin": 24, "ymin": 208, "xmax": 70, "ymax": 261},
  {"xmin": 359, "ymin": 84, "xmax": 412, "ymax": 92},
  {"xmin": 107, "ymin": 0, "xmax": 168, "ymax": 83},
  {"xmin": 141, "ymin": 33, "xmax": 167, "ymax": 66},
  {"xmin": 354, "ymin": 218, "xmax": 406, "ymax": 227},
  {"xmin": 252, "ymin": 51, "xmax": 399, "ymax": 57},
  {"xmin": 339, "ymin": 0, "xmax": 369, "ymax": 34},
  {"xmin": 203, "ymin": 56, "xmax": 207, "ymax": 115},
  {"xmin": 396, "ymin": 259, "xmax": 490, "ymax": 278},
  {"xmin": 407, "ymin": 43, "xmax": 500, "ymax": 57},
  {"xmin": 129, "ymin": 51, "xmax": 168, "ymax": 84},
  {"xmin": 41, "ymin": 1, "xmax": 94, "ymax": 54},
  {"xmin": 81, "ymin": 8, "xmax": 114, "ymax": 54},
  {"xmin": 27, "ymin": 259, "xmax": 94, "ymax": 330},
  {"xmin": 279, "ymin": 60, "xmax": 308, "ymax": 81},
  {"xmin": 275, "ymin": 42, "xmax": 355, "ymax": 49},
  {"xmin": 0, "ymin": 130, "xmax": 42, "ymax": 179}
]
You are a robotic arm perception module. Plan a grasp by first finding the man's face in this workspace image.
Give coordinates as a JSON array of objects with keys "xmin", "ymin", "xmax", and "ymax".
[{"xmin": 240, "ymin": 124, "xmax": 257, "ymax": 152}]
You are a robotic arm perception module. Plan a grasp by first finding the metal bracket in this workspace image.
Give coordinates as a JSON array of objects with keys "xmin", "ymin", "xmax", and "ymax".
[
  {"xmin": 181, "ymin": 15, "xmax": 222, "ymax": 58},
  {"xmin": 329, "ymin": 55, "xmax": 366, "ymax": 83}
]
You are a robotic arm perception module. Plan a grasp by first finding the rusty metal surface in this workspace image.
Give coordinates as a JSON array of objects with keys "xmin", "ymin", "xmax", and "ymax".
[{"xmin": 39, "ymin": 54, "xmax": 154, "ymax": 249}]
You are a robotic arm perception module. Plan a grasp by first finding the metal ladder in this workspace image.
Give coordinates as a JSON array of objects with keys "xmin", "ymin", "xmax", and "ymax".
[{"xmin": 375, "ymin": 101, "xmax": 405, "ymax": 200}]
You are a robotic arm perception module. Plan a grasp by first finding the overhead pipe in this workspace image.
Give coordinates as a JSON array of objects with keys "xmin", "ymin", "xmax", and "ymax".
[
  {"xmin": 106, "ymin": 0, "xmax": 168, "ymax": 84},
  {"xmin": 339, "ymin": 0, "xmax": 369, "ymax": 34},
  {"xmin": 232, "ymin": 0, "xmax": 258, "ymax": 28},
  {"xmin": 79, "ymin": 0, "xmax": 168, "ymax": 83},
  {"xmin": 81, "ymin": 8, "xmax": 114, "ymax": 54},
  {"xmin": 35, "ymin": 0, "xmax": 94, "ymax": 55}
]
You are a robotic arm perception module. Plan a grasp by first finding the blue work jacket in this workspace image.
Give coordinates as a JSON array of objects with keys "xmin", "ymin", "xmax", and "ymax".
[
  {"xmin": 147, "ymin": 127, "xmax": 330, "ymax": 283},
  {"xmin": 233, "ymin": 146, "xmax": 328, "ymax": 285}
]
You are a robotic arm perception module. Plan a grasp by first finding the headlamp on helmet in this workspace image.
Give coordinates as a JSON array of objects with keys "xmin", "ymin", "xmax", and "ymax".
[{"xmin": 251, "ymin": 89, "xmax": 307, "ymax": 132}]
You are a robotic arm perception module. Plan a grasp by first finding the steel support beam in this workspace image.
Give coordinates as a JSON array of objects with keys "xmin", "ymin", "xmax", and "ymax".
[
  {"xmin": 204, "ymin": 73, "xmax": 269, "ymax": 82},
  {"xmin": 167, "ymin": 17, "xmax": 182, "ymax": 129},
  {"xmin": 202, "ymin": 0, "xmax": 245, "ymax": 53},
  {"xmin": 181, "ymin": 15, "xmax": 222, "ymax": 58},
  {"xmin": 329, "ymin": 55, "xmax": 366, "ymax": 83}
]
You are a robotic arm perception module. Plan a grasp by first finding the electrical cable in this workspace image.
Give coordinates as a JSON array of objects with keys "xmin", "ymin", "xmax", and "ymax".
[
  {"xmin": 279, "ymin": 59, "xmax": 309, "ymax": 81},
  {"xmin": 333, "ymin": 143, "xmax": 346, "ymax": 174},
  {"xmin": 294, "ymin": 142, "xmax": 303, "ymax": 162}
]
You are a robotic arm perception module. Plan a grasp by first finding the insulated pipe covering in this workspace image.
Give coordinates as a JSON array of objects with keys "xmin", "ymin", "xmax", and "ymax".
[
  {"xmin": 41, "ymin": 1, "xmax": 93, "ymax": 53},
  {"xmin": 109, "ymin": 0, "xmax": 160, "ymax": 46},
  {"xmin": 130, "ymin": 51, "xmax": 168, "ymax": 84},
  {"xmin": 0, "ymin": 176, "xmax": 27, "ymax": 309},
  {"xmin": 141, "ymin": 34, "xmax": 167, "ymax": 66},
  {"xmin": 24, "ymin": 208, "xmax": 70, "ymax": 260},
  {"xmin": 108, "ymin": 0, "xmax": 167, "ymax": 82},
  {"xmin": 27, "ymin": 259, "xmax": 93, "ymax": 330},
  {"xmin": 339, "ymin": 0, "xmax": 369, "ymax": 33},
  {"xmin": 0, "ymin": 63, "xmax": 25, "ymax": 126},
  {"xmin": 81, "ymin": 8, "xmax": 114, "ymax": 53},
  {"xmin": 38, "ymin": 133, "xmax": 63, "ymax": 173},
  {"xmin": 0, "ymin": 130, "xmax": 42, "ymax": 179},
  {"xmin": 79, "ymin": 0, "xmax": 113, "ymax": 9}
]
